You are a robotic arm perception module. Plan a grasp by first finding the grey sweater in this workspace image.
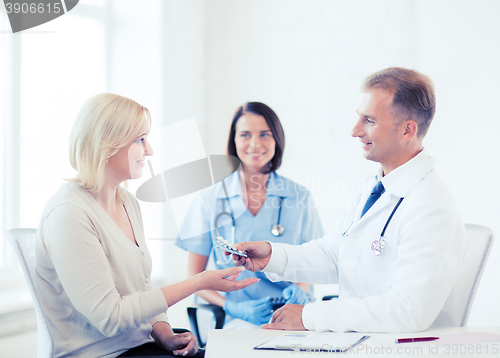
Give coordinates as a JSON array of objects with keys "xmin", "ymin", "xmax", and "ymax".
[{"xmin": 35, "ymin": 183, "xmax": 168, "ymax": 357}]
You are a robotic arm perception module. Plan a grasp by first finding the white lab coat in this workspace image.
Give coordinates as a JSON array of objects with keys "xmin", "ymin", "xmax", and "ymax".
[{"xmin": 265, "ymin": 150, "xmax": 467, "ymax": 332}]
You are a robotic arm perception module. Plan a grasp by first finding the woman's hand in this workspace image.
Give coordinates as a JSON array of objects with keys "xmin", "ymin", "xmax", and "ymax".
[
  {"xmin": 161, "ymin": 267, "xmax": 258, "ymax": 307},
  {"xmin": 197, "ymin": 266, "xmax": 259, "ymax": 292},
  {"xmin": 230, "ymin": 241, "xmax": 272, "ymax": 272},
  {"xmin": 152, "ymin": 322, "xmax": 198, "ymax": 356},
  {"xmin": 161, "ymin": 331, "xmax": 198, "ymax": 356}
]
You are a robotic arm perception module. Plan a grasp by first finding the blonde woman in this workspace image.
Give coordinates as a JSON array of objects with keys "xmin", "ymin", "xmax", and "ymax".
[{"xmin": 34, "ymin": 94, "xmax": 257, "ymax": 357}]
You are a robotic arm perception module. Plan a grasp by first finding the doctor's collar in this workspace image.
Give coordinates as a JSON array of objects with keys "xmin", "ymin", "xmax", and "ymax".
[{"xmin": 377, "ymin": 148, "xmax": 435, "ymax": 198}]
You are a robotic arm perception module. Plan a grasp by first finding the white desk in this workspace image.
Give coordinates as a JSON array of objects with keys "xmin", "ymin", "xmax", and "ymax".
[{"xmin": 205, "ymin": 326, "xmax": 500, "ymax": 357}]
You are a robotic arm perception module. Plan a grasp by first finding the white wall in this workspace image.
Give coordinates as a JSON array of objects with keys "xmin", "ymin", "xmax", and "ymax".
[
  {"xmin": 415, "ymin": 0, "xmax": 500, "ymax": 326},
  {"xmin": 4, "ymin": 0, "xmax": 498, "ymax": 328}
]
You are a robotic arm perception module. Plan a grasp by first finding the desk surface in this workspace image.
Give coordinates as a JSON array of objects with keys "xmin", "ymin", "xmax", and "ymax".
[{"xmin": 205, "ymin": 326, "xmax": 500, "ymax": 357}]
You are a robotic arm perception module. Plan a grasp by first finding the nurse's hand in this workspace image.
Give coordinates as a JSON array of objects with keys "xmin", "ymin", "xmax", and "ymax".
[
  {"xmin": 283, "ymin": 284, "xmax": 310, "ymax": 305},
  {"xmin": 224, "ymin": 297, "xmax": 273, "ymax": 326},
  {"xmin": 230, "ymin": 241, "xmax": 272, "ymax": 272},
  {"xmin": 261, "ymin": 304, "xmax": 306, "ymax": 331},
  {"xmin": 199, "ymin": 267, "xmax": 259, "ymax": 292}
]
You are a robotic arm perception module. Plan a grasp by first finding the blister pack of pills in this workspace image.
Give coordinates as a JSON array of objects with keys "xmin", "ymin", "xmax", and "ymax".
[{"xmin": 215, "ymin": 236, "xmax": 248, "ymax": 257}]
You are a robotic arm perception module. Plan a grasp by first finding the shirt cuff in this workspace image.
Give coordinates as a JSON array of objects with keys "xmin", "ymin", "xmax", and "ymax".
[
  {"xmin": 149, "ymin": 312, "xmax": 168, "ymax": 327},
  {"xmin": 302, "ymin": 302, "xmax": 316, "ymax": 331},
  {"xmin": 261, "ymin": 241, "xmax": 287, "ymax": 276}
]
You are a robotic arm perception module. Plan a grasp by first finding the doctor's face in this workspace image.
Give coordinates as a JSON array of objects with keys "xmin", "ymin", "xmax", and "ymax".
[
  {"xmin": 234, "ymin": 112, "xmax": 276, "ymax": 173},
  {"xmin": 352, "ymin": 89, "xmax": 405, "ymax": 174}
]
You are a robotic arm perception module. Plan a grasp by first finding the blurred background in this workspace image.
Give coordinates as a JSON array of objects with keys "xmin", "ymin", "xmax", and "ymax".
[{"xmin": 1, "ymin": 0, "xmax": 499, "ymax": 355}]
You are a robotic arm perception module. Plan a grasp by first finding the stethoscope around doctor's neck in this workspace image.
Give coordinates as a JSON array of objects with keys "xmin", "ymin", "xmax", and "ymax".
[{"xmin": 343, "ymin": 195, "xmax": 405, "ymax": 256}]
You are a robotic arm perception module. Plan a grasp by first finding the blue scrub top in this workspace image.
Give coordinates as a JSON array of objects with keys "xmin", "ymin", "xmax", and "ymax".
[{"xmin": 175, "ymin": 171, "xmax": 324, "ymax": 303}]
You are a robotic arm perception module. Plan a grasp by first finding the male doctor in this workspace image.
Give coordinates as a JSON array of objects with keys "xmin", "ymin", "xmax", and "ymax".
[{"xmin": 232, "ymin": 67, "xmax": 467, "ymax": 332}]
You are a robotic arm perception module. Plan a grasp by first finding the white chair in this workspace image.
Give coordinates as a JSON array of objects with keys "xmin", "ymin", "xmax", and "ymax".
[
  {"xmin": 7, "ymin": 228, "xmax": 55, "ymax": 358},
  {"xmin": 449, "ymin": 224, "xmax": 495, "ymax": 327}
]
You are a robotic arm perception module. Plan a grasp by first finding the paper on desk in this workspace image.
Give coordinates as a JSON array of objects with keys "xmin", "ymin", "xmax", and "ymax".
[{"xmin": 255, "ymin": 333, "xmax": 369, "ymax": 352}]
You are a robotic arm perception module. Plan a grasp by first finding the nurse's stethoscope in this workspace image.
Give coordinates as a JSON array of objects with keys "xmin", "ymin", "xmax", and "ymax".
[
  {"xmin": 215, "ymin": 180, "xmax": 285, "ymax": 264},
  {"xmin": 343, "ymin": 196, "xmax": 404, "ymax": 256}
]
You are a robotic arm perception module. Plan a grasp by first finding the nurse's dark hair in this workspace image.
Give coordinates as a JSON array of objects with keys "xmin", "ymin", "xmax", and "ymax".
[
  {"xmin": 362, "ymin": 67, "xmax": 436, "ymax": 138},
  {"xmin": 227, "ymin": 102, "xmax": 285, "ymax": 174}
]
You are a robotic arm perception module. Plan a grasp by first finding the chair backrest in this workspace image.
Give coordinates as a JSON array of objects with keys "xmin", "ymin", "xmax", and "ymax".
[
  {"xmin": 452, "ymin": 224, "xmax": 494, "ymax": 327},
  {"xmin": 7, "ymin": 228, "xmax": 55, "ymax": 358}
]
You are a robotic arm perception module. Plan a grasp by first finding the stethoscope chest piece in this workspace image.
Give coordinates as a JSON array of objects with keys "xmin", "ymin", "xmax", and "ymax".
[
  {"xmin": 371, "ymin": 237, "xmax": 385, "ymax": 256},
  {"xmin": 369, "ymin": 197, "xmax": 404, "ymax": 256},
  {"xmin": 271, "ymin": 224, "xmax": 285, "ymax": 237}
]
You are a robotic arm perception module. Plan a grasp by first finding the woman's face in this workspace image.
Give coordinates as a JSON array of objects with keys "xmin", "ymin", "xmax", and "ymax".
[
  {"xmin": 234, "ymin": 112, "xmax": 276, "ymax": 173},
  {"xmin": 107, "ymin": 122, "xmax": 154, "ymax": 182}
]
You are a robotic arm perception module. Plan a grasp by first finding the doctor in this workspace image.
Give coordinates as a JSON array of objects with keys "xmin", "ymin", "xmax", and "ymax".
[
  {"xmin": 232, "ymin": 67, "xmax": 467, "ymax": 332},
  {"xmin": 175, "ymin": 102, "xmax": 324, "ymax": 329}
]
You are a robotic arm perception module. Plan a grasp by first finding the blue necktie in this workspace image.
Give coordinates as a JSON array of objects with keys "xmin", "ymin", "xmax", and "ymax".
[{"xmin": 361, "ymin": 181, "xmax": 385, "ymax": 217}]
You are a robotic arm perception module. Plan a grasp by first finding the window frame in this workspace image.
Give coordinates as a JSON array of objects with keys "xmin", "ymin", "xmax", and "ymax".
[{"xmin": 0, "ymin": 1, "xmax": 107, "ymax": 289}]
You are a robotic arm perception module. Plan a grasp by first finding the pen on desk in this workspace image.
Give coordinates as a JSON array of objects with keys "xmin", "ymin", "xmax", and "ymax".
[{"xmin": 395, "ymin": 337, "xmax": 439, "ymax": 343}]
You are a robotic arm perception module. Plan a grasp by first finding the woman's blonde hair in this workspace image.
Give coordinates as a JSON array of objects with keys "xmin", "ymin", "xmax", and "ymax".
[{"xmin": 67, "ymin": 93, "xmax": 151, "ymax": 193}]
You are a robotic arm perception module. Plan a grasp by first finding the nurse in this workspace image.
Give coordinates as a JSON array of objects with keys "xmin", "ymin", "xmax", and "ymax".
[{"xmin": 175, "ymin": 102, "xmax": 324, "ymax": 328}]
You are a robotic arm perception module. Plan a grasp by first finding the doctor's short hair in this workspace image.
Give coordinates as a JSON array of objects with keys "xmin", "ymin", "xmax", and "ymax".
[
  {"xmin": 67, "ymin": 93, "xmax": 151, "ymax": 193},
  {"xmin": 227, "ymin": 102, "xmax": 285, "ymax": 174},
  {"xmin": 362, "ymin": 67, "xmax": 436, "ymax": 138}
]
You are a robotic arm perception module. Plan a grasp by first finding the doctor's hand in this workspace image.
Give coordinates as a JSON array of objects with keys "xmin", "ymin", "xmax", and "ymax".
[
  {"xmin": 283, "ymin": 284, "xmax": 310, "ymax": 305},
  {"xmin": 261, "ymin": 304, "xmax": 306, "ymax": 331},
  {"xmin": 198, "ymin": 267, "xmax": 259, "ymax": 292},
  {"xmin": 224, "ymin": 297, "xmax": 273, "ymax": 326},
  {"xmin": 230, "ymin": 241, "xmax": 272, "ymax": 272}
]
